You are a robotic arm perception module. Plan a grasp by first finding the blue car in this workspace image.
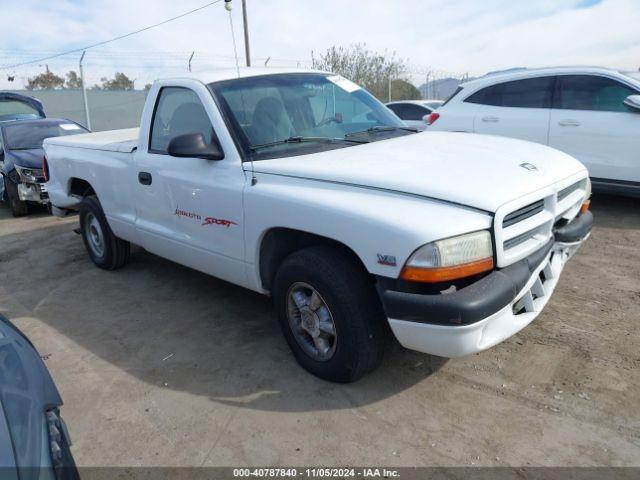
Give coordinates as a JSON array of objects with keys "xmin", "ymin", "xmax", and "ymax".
[
  {"xmin": 0, "ymin": 92, "xmax": 45, "ymax": 122},
  {"xmin": 1, "ymin": 118, "xmax": 89, "ymax": 216},
  {"xmin": 0, "ymin": 314, "xmax": 78, "ymax": 480}
]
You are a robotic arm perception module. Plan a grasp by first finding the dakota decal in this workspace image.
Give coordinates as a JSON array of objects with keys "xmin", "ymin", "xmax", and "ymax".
[{"xmin": 175, "ymin": 207, "xmax": 201, "ymax": 220}]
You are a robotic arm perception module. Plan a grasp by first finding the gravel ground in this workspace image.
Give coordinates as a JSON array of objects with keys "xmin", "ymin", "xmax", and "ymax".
[{"xmin": 0, "ymin": 194, "xmax": 638, "ymax": 467}]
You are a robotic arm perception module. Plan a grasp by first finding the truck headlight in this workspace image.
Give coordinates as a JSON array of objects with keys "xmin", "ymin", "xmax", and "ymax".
[
  {"xmin": 14, "ymin": 166, "xmax": 44, "ymax": 183},
  {"xmin": 400, "ymin": 230, "xmax": 494, "ymax": 283}
]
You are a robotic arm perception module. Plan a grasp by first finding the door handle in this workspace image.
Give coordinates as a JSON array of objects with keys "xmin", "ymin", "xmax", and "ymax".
[
  {"xmin": 138, "ymin": 172, "xmax": 152, "ymax": 185},
  {"xmin": 558, "ymin": 119, "xmax": 581, "ymax": 127},
  {"xmin": 481, "ymin": 116, "xmax": 499, "ymax": 123}
]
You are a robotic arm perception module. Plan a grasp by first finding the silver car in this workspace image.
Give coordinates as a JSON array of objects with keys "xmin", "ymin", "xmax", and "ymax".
[{"xmin": 386, "ymin": 100, "xmax": 444, "ymax": 130}]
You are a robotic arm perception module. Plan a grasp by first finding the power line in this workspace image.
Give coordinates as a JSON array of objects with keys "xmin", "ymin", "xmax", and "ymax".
[{"xmin": 0, "ymin": 0, "xmax": 224, "ymax": 71}]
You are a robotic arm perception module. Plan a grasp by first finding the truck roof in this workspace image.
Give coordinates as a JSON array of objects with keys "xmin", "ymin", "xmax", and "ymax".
[{"xmin": 163, "ymin": 67, "xmax": 330, "ymax": 85}]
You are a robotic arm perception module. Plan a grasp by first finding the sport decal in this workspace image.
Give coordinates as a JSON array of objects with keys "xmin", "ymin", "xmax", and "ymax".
[{"xmin": 202, "ymin": 217, "xmax": 237, "ymax": 228}]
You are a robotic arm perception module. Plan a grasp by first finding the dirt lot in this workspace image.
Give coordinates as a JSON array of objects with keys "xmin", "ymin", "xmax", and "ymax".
[{"xmin": 0, "ymin": 194, "xmax": 638, "ymax": 467}]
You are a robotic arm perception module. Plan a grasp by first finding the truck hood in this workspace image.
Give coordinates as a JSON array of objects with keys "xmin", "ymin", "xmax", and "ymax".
[
  {"xmin": 6, "ymin": 148, "xmax": 44, "ymax": 169},
  {"xmin": 250, "ymin": 131, "xmax": 587, "ymax": 212}
]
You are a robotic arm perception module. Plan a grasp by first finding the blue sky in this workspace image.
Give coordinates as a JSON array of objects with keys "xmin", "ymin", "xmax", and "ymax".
[{"xmin": 1, "ymin": 0, "xmax": 638, "ymax": 88}]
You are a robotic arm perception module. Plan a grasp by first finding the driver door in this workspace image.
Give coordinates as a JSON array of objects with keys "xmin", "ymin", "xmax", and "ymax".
[
  {"xmin": 133, "ymin": 85, "xmax": 247, "ymax": 285},
  {"xmin": 548, "ymin": 74, "xmax": 640, "ymax": 184}
]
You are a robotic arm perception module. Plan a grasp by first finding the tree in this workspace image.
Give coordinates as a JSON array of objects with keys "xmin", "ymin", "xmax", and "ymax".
[
  {"xmin": 144, "ymin": 83, "xmax": 152, "ymax": 92},
  {"xmin": 390, "ymin": 79, "xmax": 422, "ymax": 101},
  {"xmin": 97, "ymin": 72, "xmax": 135, "ymax": 90},
  {"xmin": 311, "ymin": 43, "xmax": 417, "ymax": 101},
  {"xmin": 65, "ymin": 70, "xmax": 83, "ymax": 89},
  {"xmin": 26, "ymin": 68, "xmax": 64, "ymax": 90}
]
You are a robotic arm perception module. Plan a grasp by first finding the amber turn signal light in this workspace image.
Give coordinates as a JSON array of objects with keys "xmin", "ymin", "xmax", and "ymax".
[
  {"xmin": 580, "ymin": 200, "xmax": 590, "ymax": 215},
  {"xmin": 400, "ymin": 257, "xmax": 494, "ymax": 283}
]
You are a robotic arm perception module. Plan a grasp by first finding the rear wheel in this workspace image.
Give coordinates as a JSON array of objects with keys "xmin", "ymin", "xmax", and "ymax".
[
  {"xmin": 79, "ymin": 195, "xmax": 130, "ymax": 270},
  {"xmin": 4, "ymin": 176, "xmax": 28, "ymax": 217},
  {"xmin": 273, "ymin": 246, "xmax": 387, "ymax": 382}
]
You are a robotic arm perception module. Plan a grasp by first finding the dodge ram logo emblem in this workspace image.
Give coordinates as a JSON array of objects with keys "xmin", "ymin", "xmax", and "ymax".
[{"xmin": 520, "ymin": 162, "xmax": 538, "ymax": 171}]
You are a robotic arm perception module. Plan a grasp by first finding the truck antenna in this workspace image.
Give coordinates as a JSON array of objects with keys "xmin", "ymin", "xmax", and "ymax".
[{"xmin": 225, "ymin": 0, "xmax": 241, "ymax": 78}]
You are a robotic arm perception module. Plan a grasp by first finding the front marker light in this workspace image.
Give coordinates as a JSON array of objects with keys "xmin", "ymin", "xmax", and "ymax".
[
  {"xmin": 400, "ymin": 230, "xmax": 494, "ymax": 283},
  {"xmin": 581, "ymin": 178, "xmax": 592, "ymax": 214}
]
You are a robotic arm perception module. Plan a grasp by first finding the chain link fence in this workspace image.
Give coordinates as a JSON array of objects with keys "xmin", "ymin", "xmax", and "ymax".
[
  {"xmin": 4, "ymin": 89, "xmax": 148, "ymax": 131},
  {"xmin": 1, "ymin": 54, "xmax": 471, "ymax": 131}
]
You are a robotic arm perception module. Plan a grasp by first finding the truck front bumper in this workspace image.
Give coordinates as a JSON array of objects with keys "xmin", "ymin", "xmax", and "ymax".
[{"xmin": 379, "ymin": 211, "xmax": 592, "ymax": 357}]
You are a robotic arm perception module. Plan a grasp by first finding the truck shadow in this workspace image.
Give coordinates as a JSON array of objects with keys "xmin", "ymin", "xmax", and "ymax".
[
  {"xmin": 590, "ymin": 193, "xmax": 639, "ymax": 230},
  {"xmin": 0, "ymin": 206, "xmax": 447, "ymax": 412},
  {"xmin": 3, "ymin": 192, "xmax": 636, "ymax": 412}
]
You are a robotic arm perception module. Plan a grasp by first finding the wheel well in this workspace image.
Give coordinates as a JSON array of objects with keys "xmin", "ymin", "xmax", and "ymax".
[
  {"xmin": 69, "ymin": 178, "xmax": 95, "ymax": 197},
  {"xmin": 259, "ymin": 228, "xmax": 369, "ymax": 292}
]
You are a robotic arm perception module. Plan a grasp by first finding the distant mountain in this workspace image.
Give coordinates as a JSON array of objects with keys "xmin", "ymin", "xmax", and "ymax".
[{"xmin": 416, "ymin": 67, "xmax": 526, "ymax": 100}]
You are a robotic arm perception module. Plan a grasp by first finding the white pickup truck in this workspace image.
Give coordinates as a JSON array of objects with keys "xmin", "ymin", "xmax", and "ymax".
[{"xmin": 44, "ymin": 68, "xmax": 593, "ymax": 382}]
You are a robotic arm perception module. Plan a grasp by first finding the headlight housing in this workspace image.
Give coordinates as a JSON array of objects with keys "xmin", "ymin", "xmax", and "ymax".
[
  {"xmin": 400, "ymin": 230, "xmax": 494, "ymax": 283},
  {"xmin": 14, "ymin": 166, "xmax": 44, "ymax": 183}
]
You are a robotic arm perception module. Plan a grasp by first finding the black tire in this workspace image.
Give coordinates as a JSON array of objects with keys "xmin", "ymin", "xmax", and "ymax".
[
  {"xmin": 273, "ymin": 246, "xmax": 387, "ymax": 383},
  {"xmin": 79, "ymin": 195, "xmax": 130, "ymax": 270},
  {"xmin": 4, "ymin": 176, "xmax": 29, "ymax": 217}
]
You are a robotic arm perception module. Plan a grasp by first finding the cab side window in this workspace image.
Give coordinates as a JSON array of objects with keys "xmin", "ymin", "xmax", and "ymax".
[
  {"xmin": 149, "ymin": 87, "xmax": 214, "ymax": 153},
  {"xmin": 465, "ymin": 77, "xmax": 554, "ymax": 108},
  {"xmin": 554, "ymin": 75, "xmax": 638, "ymax": 112}
]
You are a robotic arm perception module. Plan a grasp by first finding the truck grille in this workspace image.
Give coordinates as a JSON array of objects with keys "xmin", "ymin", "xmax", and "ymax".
[
  {"xmin": 502, "ymin": 200, "xmax": 544, "ymax": 228},
  {"xmin": 495, "ymin": 178, "xmax": 587, "ymax": 267}
]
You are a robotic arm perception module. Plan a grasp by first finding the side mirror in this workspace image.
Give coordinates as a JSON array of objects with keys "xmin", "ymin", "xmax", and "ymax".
[
  {"xmin": 167, "ymin": 133, "xmax": 224, "ymax": 160},
  {"xmin": 623, "ymin": 94, "xmax": 640, "ymax": 112}
]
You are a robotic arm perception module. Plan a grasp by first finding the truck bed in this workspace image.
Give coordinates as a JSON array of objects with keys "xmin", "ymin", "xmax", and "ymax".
[{"xmin": 44, "ymin": 128, "xmax": 139, "ymax": 153}]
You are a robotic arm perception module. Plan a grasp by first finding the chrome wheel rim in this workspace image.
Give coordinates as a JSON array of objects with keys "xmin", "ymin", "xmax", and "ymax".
[
  {"xmin": 286, "ymin": 282, "xmax": 337, "ymax": 362},
  {"xmin": 85, "ymin": 212, "xmax": 105, "ymax": 257}
]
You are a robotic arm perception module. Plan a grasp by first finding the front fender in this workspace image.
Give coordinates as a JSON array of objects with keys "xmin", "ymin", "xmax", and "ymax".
[{"xmin": 244, "ymin": 174, "xmax": 492, "ymax": 286}]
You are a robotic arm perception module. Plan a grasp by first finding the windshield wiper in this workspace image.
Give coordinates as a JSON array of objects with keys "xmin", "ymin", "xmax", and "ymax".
[
  {"xmin": 345, "ymin": 125, "xmax": 418, "ymax": 139},
  {"xmin": 249, "ymin": 136, "xmax": 367, "ymax": 151}
]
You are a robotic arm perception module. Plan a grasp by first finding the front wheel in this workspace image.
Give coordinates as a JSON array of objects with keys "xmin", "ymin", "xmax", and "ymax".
[
  {"xmin": 79, "ymin": 195, "xmax": 130, "ymax": 270},
  {"xmin": 4, "ymin": 176, "xmax": 28, "ymax": 217},
  {"xmin": 273, "ymin": 246, "xmax": 387, "ymax": 383}
]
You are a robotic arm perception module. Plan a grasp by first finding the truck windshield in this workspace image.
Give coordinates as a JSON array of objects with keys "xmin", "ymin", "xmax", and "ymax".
[
  {"xmin": 4, "ymin": 121, "xmax": 88, "ymax": 150},
  {"xmin": 209, "ymin": 73, "xmax": 413, "ymax": 160}
]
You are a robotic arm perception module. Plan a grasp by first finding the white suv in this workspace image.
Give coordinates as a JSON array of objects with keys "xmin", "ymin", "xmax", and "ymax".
[{"xmin": 428, "ymin": 67, "xmax": 640, "ymax": 197}]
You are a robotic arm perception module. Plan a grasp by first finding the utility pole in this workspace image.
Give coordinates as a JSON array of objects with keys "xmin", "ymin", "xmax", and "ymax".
[
  {"xmin": 241, "ymin": 0, "xmax": 251, "ymax": 66},
  {"xmin": 425, "ymin": 72, "xmax": 430, "ymax": 99},
  {"xmin": 79, "ymin": 51, "xmax": 91, "ymax": 131}
]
